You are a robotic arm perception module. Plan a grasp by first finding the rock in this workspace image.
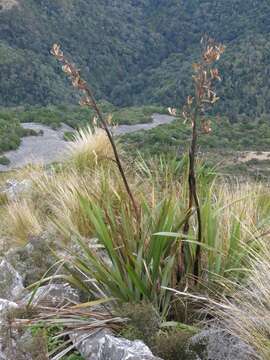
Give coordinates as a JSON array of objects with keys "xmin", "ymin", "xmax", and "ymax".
[
  {"xmin": 0, "ymin": 329, "xmax": 34, "ymax": 360},
  {"xmin": 0, "ymin": 300, "xmax": 34, "ymax": 360},
  {"xmin": 21, "ymin": 283, "xmax": 79, "ymax": 307},
  {"xmin": 0, "ymin": 260, "xmax": 24, "ymax": 300},
  {"xmin": 1, "ymin": 179, "xmax": 32, "ymax": 201},
  {"xmin": 189, "ymin": 326, "xmax": 257, "ymax": 360},
  {"xmin": 0, "ymin": 298, "xmax": 19, "ymax": 321},
  {"xmin": 5, "ymin": 233, "xmax": 56, "ymax": 286},
  {"xmin": 71, "ymin": 329, "xmax": 163, "ymax": 360}
]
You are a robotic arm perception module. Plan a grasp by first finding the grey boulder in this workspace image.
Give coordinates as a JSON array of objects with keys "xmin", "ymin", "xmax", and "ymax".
[
  {"xmin": 1, "ymin": 179, "xmax": 32, "ymax": 201},
  {"xmin": 5, "ymin": 233, "xmax": 56, "ymax": 286},
  {"xmin": 21, "ymin": 283, "xmax": 79, "ymax": 307},
  {"xmin": 190, "ymin": 326, "xmax": 258, "ymax": 360},
  {"xmin": 0, "ymin": 298, "xmax": 19, "ymax": 321},
  {"xmin": 0, "ymin": 260, "xmax": 24, "ymax": 301},
  {"xmin": 71, "ymin": 329, "xmax": 163, "ymax": 360},
  {"xmin": 0, "ymin": 299, "xmax": 34, "ymax": 360}
]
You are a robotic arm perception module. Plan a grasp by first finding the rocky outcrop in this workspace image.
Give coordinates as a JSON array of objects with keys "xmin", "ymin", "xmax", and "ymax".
[
  {"xmin": 0, "ymin": 298, "xmax": 18, "ymax": 319},
  {"xmin": 0, "ymin": 243, "xmax": 163, "ymax": 360}
]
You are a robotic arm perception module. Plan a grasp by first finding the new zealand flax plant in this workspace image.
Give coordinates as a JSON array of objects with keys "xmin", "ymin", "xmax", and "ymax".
[{"xmin": 172, "ymin": 37, "xmax": 225, "ymax": 281}]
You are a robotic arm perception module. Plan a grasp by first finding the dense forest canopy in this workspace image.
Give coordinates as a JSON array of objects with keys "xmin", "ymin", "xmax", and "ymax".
[{"xmin": 1, "ymin": 0, "xmax": 270, "ymax": 121}]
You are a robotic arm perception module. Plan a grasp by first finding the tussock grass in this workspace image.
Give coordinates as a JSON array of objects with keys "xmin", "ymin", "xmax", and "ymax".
[
  {"xmin": 6, "ymin": 199, "xmax": 42, "ymax": 244},
  {"xmin": 215, "ymin": 240, "xmax": 270, "ymax": 359},
  {"xmin": 198, "ymin": 181, "xmax": 270, "ymax": 283},
  {"xmin": 66, "ymin": 126, "xmax": 114, "ymax": 170}
]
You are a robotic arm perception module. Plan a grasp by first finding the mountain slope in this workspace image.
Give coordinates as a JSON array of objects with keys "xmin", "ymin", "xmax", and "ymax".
[{"xmin": 1, "ymin": 0, "xmax": 270, "ymax": 121}]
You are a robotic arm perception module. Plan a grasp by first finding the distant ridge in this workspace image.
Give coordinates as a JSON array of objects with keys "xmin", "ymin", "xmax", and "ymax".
[{"xmin": 0, "ymin": 0, "xmax": 270, "ymax": 122}]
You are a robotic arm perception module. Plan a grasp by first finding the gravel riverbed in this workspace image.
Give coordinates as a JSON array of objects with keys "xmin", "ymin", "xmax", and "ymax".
[{"xmin": 0, "ymin": 114, "xmax": 175, "ymax": 171}]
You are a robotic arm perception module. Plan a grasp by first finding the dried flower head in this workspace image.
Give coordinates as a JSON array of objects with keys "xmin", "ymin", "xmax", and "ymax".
[
  {"xmin": 51, "ymin": 44, "xmax": 64, "ymax": 60},
  {"xmin": 201, "ymin": 119, "xmax": 212, "ymax": 134},
  {"xmin": 182, "ymin": 37, "xmax": 224, "ymax": 131},
  {"xmin": 51, "ymin": 44, "xmax": 92, "ymax": 108},
  {"xmin": 51, "ymin": 43, "xmax": 140, "ymax": 221},
  {"xmin": 168, "ymin": 107, "xmax": 177, "ymax": 116}
]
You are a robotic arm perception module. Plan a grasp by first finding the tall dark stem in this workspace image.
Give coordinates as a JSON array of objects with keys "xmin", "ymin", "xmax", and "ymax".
[
  {"xmin": 189, "ymin": 116, "xmax": 202, "ymax": 280},
  {"xmin": 84, "ymin": 86, "xmax": 140, "ymax": 223},
  {"xmin": 51, "ymin": 44, "xmax": 140, "ymax": 224},
  {"xmin": 180, "ymin": 109, "xmax": 202, "ymax": 281},
  {"xmin": 178, "ymin": 37, "xmax": 224, "ymax": 282}
]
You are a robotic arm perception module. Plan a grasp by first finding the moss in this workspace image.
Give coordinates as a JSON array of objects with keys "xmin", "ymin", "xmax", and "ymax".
[
  {"xmin": 153, "ymin": 330, "xmax": 198, "ymax": 360},
  {"xmin": 119, "ymin": 302, "xmax": 200, "ymax": 360},
  {"xmin": 119, "ymin": 302, "xmax": 160, "ymax": 345}
]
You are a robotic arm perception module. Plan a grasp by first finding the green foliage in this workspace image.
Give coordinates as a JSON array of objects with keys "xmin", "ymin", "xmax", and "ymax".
[
  {"xmin": 30, "ymin": 323, "xmax": 84, "ymax": 360},
  {"xmin": 0, "ymin": 116, "xmax": 22, "ymax": 153},
  {"xmin": 63, "ymin": 131, "xmax": 75, "ymax": 142},
  {"xmin": 68, "ymin": 192, "xmax": 183, "ymax": 318},
  {"xmin": 0, "ymin": 155, "xmax": 10, "ymax": 165},
  {"xmin": 153, "ymin": 330, "xmax": 198, "ymax": 360},
  {"xmin": 122, "ymin": 116, "xmax": 270, "ymax": 157},
  {"xmin": 122, "ymin": 115, "xmax": 270, "ymax": 177},
  {"xmin": 112, "ymin": 106, "xmax": 167, "ymax": 125},
  {"xmin": 1, "ymin": 0, "xmax": 270, "ymax": 122},
  {"xmin": 0, "ymin": 111, "xmax": 40, "ymax": 154},
  {"xmin": 48, "ymin": 157, "xmax": 267, "ymax": 322},
  {"xmin": 119, "ymin": 303, "xmax": 199, "ymax": 360}
]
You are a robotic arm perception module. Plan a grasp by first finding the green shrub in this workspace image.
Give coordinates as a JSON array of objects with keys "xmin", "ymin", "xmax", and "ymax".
[
  {"xmin": 63, "ymin": 131, "xmax": 75, "ymax": 141},
  {"xmin": 0, "ymin": 156, "xmax": 10, "ymax": 165},
  {"xmin": 21, "ymin": 128, "xmax": 39, "ymax": 137}
]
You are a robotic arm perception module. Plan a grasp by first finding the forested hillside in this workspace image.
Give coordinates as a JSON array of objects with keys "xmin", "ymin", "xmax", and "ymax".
[{"xmin": 1, "ymin": 0, "xmax": 270, "ymax": 121}]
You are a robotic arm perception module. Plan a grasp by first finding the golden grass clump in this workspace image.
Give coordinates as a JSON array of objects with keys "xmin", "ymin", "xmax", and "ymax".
[
  {"xmin": 66, "ymin": 126, "xmax": 114, "ymax": 170},
  {"xmin": 6, "ymin": 199, "xmax": 42, "ymax": 244},
  {"xmin": 198, "ymin": 180, "xmax": 270, "ymax": 282},
  {"xmin": 30, "ymin": 161, "xmax": 134, "ymax": 242},
  {"xmin": 215, "ymin": 239, "xmax": 270, "ymax": 360}
]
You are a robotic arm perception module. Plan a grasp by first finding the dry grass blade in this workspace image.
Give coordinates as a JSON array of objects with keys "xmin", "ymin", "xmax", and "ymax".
[{"xmin": 14, "ymin": 300, "xmax": 126, "ymax": 360}]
